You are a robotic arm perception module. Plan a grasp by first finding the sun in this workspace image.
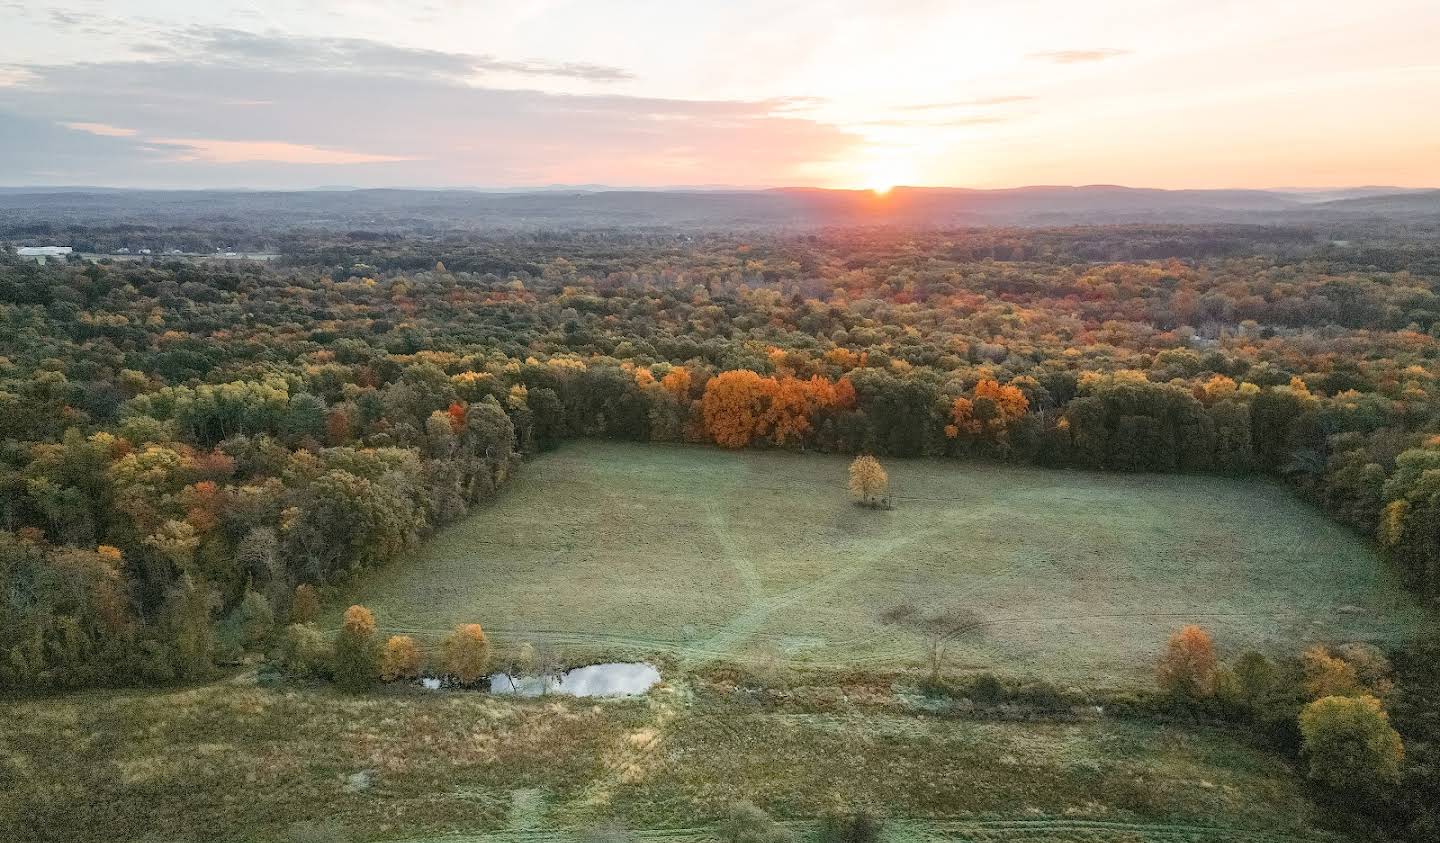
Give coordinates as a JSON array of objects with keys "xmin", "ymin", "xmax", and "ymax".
[{"xmin": 860, "ymin": 160, "xmax": 913, "ymax": 196}]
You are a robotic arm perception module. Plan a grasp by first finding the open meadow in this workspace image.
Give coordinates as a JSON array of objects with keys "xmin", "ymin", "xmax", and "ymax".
[
  {"xmin": 342, "ymin": 443, "xmax": 1425, "ymax": 685},
  {"xmin": 0, "ymin": 675, "xmax": 1356, "ymax": 843}
]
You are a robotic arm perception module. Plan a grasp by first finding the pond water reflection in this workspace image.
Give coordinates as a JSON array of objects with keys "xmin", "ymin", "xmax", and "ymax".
[{"xmin": 489, "ymin": 662, "xmax": 661, "ymax": 697}]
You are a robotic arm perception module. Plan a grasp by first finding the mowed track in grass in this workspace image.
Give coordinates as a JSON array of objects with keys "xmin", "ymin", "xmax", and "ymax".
[
  {"xmin": 0, "ymin": 682, "xmax": 1350, "ymax": 843},
  {"xmin": 343, "ymin": 442, "xmax": 1425, "ymax": 684}
]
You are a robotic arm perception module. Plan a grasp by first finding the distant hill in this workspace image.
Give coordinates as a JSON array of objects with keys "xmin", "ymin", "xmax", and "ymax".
[
  {"xmin": 0, "ymin": 184, "xmax": 1435, "ymax": 233},
  {"xmin": 1309, "ymin": 189, "xmax": 1440, "ymax": 214}
]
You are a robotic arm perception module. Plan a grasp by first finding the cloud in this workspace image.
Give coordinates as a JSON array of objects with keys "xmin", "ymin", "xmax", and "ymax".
[
  {"xmin": 0, "ymin": 66, "xmax": 36, "ymax": 87},
  {"xmin": 896, "ymin": 96, "xmax": 1035, "ymax": 111},
  {"xmin": 62, "ymin": 122, "xmax": 138, "ymax": 137},
  {"xmin": 859, "ymin": 115, "xmax": 1013, "ymax": 129},
  {"xmin": 149, "ymin": 138, "xmax": 418, "ymax": 165},
  {"xmin": 1028, "ymin": 48, "xmax": 1131, "ymax": 64},
  {"xmin": 148, "ymin": 27, "xmax": 635, "ymax": 83},
  {"xmin": 0, "ymin": 54, "xmax": 855, "ymax": 187}
]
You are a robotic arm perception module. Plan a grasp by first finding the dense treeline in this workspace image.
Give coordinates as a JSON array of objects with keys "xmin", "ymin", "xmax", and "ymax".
[{"xmin": 1, "ymin": 226, "xmax": 1439, "ymax": 692}]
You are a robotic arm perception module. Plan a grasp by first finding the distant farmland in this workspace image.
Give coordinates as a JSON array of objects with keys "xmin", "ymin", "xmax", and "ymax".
[{"xmin": 344, "ymin": 442, "xmax": 1425, "ymax": 685}]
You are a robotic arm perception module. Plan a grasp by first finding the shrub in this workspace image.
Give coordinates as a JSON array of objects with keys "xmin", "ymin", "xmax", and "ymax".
[
  {"xmin": 443, "ymin": 623, "xmax": 489, "ymax": 684},
  {"xmin": 967, "ymin": 672, "xmax": 1006, "ymax": 704},
  {"xmin": 380, "ymin": 635, "xmax": 423, "ymax": 681},
  {"xmin": 291, "ymin": 584, "xmax": 320, "ymax": 624},
  {"xmin": 814, "ymin": 809, "xmax": 882, "ymax": 843},
  {"xmin": 1302, "ymin": 645, "xmax": 1363, "ymax": 700},
  {"xmin": 1298, "ymin": 694, "xmax": 1404, "ymax": 792},
  {"xmin": 1230, "ymin": 650, "xmax": 1278, "ymax": 706},
  {"xmin": 221, "ymin": 590, "xmax": 276, "ymax": 653},
  {"xmin": 1334, "ymin": 642, "xmax": 1393, "ymax": 692},
  {"xmin": 717, "ymin": 802, "xmax": 794, "ymax": 843},
  {"xmin": 279, "ymin": 623, "xmax": 332, "ymax": 678}
]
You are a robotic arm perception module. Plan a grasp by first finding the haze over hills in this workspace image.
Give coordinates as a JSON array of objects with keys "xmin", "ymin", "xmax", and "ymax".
[{"xmin": 0, "ymin": 184, "xmax": 1436, "ymax": 236}]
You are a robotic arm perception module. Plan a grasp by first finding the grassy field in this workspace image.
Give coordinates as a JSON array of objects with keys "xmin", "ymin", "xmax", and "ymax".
[
  {"xmin": 342, "ymin": 442, "xmax": 1424, "ymax": 685},
  {"xmin": 0, "ymin": 675, "xmax": 1356, "ymax": 843}
]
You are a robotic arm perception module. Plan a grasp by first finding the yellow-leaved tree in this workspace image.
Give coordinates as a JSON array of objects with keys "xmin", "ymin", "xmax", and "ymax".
[
  {"xmin": 380, "ymin": 634, "xmax": 424, "ymax": 681},
  {"xmin": 1299, "ymin": 694, "xmax": 1404, "ymax": 792},
  {"xmin": 443, "ymin": 623, "xmax": 490, "ymax": 684},
  {"xmin": 848, "ymin": 455, "xmax": 888, "ymax": 507}
]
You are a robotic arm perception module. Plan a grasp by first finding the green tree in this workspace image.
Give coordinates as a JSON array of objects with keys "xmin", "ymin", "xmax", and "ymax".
[
  {"xmin": 334, "ymin": 605, "xmax": 379, "ymax": 691},
  {"xmin": 1298, "ymin": 694, "xmax": 1404, "ymax": 791}
]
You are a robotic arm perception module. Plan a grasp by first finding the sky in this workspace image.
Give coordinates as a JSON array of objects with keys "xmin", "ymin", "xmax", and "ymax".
[{"xmin": 2, "ymin": 0, "xmax": 1438, "ymax": 190}]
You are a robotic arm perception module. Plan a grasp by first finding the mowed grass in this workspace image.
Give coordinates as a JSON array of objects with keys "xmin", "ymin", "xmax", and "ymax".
[
  {"xmin": 0, "ymin": 679, "xmax": 1352, "ymax": 843},
  {"xmin": 343, "ymin": 442, "xmax": 1425, "ymax": 685}
]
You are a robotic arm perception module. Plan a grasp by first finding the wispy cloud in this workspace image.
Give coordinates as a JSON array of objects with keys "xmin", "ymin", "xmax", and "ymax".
[
  {"xmin": 0, "ymin": 54, "xmax": 855, "ymax": 186},
  {"xmin": 860, "ymin": 115, "xmax": 1014, "ymax": 128},
  {"xmin": 0, "ymin": 66, "xmax": 35, "ymax": 87},
  {"xmin": 896, "ymin": 96, "xmax": 1035, "ymax": 111},
  {"xmin": 150, "ymin": 138, "xmax": 418, "ymax": 165},
  {"xmin": 1029, "ymin": 48, "xmax": 1131, "ymax": 64},
  {"xmin": 63, "ymin": 122, "xmax": 138, "ymax": 137},
  {"xmin": 148, "ymin": 27, "xmax": 635, "ymax": 83}
]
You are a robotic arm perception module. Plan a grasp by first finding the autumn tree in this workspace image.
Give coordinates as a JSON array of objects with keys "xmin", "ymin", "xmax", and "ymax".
[
  {"xmin": 291, "ymin": 583, "xmax": 321, "ymax": 624},
  {"xmin": 948, "ymin": 379, "xmax": 1029, "ymax": 446},
  {"xmin": 380, "ymin": 634, "xmax": 424, "ymax": 681},
  {"xmin": 759, "ymin": 375, "xmax": 814, "ymax": 445},
  {"xmin": 443, "ymin": 623, "xmax": 490, "ymax": 684},
  {"xmin": 702, "ymin": 370, "xmax": 768, "ymax": 448},
  {"xmin": 1302, "ymin": 645, "xmax": 1363, "ymax": 700},
  {"xmin": 1156, "ymin": 624, "xmax": 1217, "ymax": 698},
  {"xmin": 334, "ymin": 604, "xmax": 379, "ymax": 691},
  {"xmin": 660, "ymin": 366, "xmax": 692, "ymax": 399},
  {"xmin": 1298, "ymin": 694, "xmax": 1404, "ymax": 791},
  {"xmin": 848, "ymin": 455, "xmax": 888, "ymax": 507}
]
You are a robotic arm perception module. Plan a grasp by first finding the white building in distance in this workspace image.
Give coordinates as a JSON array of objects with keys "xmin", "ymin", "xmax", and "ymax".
[{"xmin": 16, "ymin": 246, "xmax": 73, "ymax": 264}]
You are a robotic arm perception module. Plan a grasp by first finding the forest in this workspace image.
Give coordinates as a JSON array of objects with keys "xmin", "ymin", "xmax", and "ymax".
[
  {"xmin": 2, "ymin": 223, "xmax": 1440, "ymax": 839},
  {"xmin": 4, "ymin": 225, "xmax": 1440, "ymax": 684}
]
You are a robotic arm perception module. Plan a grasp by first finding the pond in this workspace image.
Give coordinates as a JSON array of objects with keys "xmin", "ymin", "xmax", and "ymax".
[{"xmin": 489, "ymin": 662, "xmax": 661, "ymax": 697}]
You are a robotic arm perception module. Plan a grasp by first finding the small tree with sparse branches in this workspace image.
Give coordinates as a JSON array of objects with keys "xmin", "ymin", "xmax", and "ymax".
[{"xmin": 881, "ymin": 603, "xmax": 982, "ymax": 682}]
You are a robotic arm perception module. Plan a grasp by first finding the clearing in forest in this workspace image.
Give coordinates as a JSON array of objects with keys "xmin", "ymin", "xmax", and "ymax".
[{"xmin": 344, "ymin": 442, "xmax": 1425, "ymax": 684}]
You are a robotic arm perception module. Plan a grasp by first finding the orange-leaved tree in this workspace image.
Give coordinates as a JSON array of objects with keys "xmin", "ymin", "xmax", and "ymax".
[
  {"xmin": 380, "ymin": 634, "xmax": 424, "ymax": 681},
  {"xmin": 948, "ymin": 379, "xmax": 1028, "ymax": 443},
  {"xmin": 702, "ymin": 370, "xmax": 768, "ymax": 448},
  {"xmin": 443, "ymin": 623, "xmax": 490, "ymax": 684},
  {"xmin": 1156, "ymin": 624, "xmax": 1217, "ymax": 698}
]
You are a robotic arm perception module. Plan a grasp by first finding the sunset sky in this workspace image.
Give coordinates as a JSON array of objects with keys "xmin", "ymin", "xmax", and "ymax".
[{"xmin": 3, "ymin": 0, "xmax": 1438, "ymax": 189}]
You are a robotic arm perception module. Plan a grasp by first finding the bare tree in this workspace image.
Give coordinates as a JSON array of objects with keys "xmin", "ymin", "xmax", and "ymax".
[{"xmin": 881, "ymin": 603, "xmax": 983, "ymax": 682}]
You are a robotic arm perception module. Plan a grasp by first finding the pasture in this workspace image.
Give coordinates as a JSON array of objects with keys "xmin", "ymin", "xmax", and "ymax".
[
  {"xmin": 343, "ymin": 442, "xmax": 1424, "ymax": 685},
  {"xmin": 0, "ymin": 679, "xmax": 1351, "ymax": 843}
]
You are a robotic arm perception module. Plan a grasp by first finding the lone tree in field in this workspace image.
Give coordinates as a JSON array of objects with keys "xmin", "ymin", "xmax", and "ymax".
[
  {"xmin": 1299, "ymin": 694, "xmax": 1404, "ymax": 792},
  {"xmin": 848, "ymin": 455, "xmax": 888, "ymax": 507},
  {"xmin": 334, "ymin": 604, "xmax": 379, "ymax": 691},
  {"xmin": 881, "ymin": 603, "xmax": 982, "ymax": 682},
  {"xmin": 443, "ymin": 623, "xmax": 490, "ymax": 684},
  {"xmin": 1156, "ymin": 624, "xmax": 1217, "ymax": 698}
]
